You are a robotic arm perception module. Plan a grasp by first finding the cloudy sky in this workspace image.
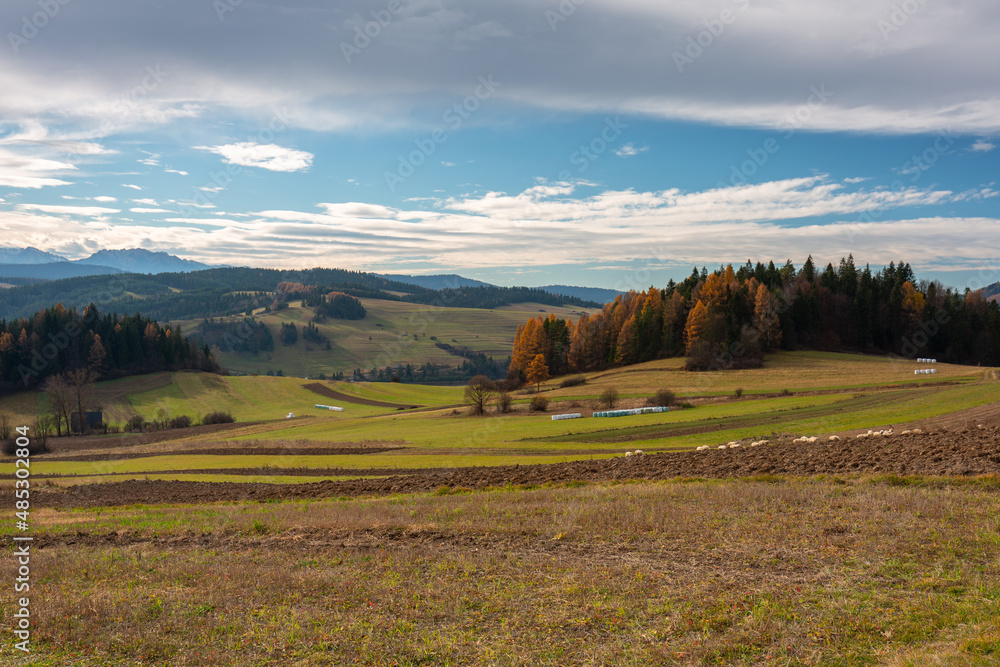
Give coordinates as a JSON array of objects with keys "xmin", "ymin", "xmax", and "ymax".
[{"xmin": 1, "ymin": 0, "xmax": 998, "ymax": 290}]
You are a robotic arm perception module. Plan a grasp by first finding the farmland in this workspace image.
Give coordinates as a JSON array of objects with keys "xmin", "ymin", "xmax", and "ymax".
[
  {"xmin": 172, "ymin": 298, "xmax": 596, "ymax": 378},
  {"xmin": 2, "ymin": 351, "xmax": 1000, "ymax": 665}
]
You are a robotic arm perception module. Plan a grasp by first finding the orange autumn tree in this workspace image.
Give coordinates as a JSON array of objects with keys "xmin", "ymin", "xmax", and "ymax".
[
  {"xmin": 525, "ymin": 354, "xmax": 550, "ymax": 392},
  {"xmin": 684, "ymin": 300, "xmax": 710, "ymax": 354}
]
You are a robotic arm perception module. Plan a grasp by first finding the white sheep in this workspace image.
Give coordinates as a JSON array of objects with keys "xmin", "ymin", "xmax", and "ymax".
[
  {"xmin": 625, "ymin": 451, "xmax": 633, "ymax": 457},
  {"xmin": 829, "ymin": 435, "xmax": 841, "ymax": 441},
  {"xmin": 696, "ymin": 445, "xmax": 709, "ymax": 451},
  {"xmin": 807, "ymin": 436, "xmax": 818, "ymax": 443},
  {"xmin": 856, "ymin": 433, "xmax": 868, "ymax": 439},
  {"xmin": 901, "ymin": 430, "xmax": 912, "ymax": 435},
  {"xmin": 718, "ymin": 445, "xmax": 728, "ymax": 450},
  {"xmin": 912, "ymin": 428, "xmax": 923, "ymax": 434},
  {"xmin": 758, "ymin": 439, "xmax": 769, "ymax": 445},
  {"xmin": 730, "ymin": 443, "xmax": 741, "ymax": 448},
  {"xmin": 633, "ymin": 450, "xmax": 644, "ymax": 456}
]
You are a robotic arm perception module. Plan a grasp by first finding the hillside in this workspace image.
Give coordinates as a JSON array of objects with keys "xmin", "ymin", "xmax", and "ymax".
[
  {"xmin": 179, "ymin": 298, "xmax": 595, "ymax": 378},
  {"xmin": 0, "ymin": 262, "xmax": 122, "ymax": 280},
  {"xmin": 982, "ymin": 280, "xmax": 1000, "ymax": 303}
]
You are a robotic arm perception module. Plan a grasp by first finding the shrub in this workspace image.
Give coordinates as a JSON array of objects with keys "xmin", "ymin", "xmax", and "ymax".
[
  {"xmin": 599, "ymin": 387, "xmax": 619, "ymax": 409},
  {"xmin": 496, "ymin": 391, "xmax": 513, "ymax": 414},
  {"xmin": 203, "ymin": 411, "xmax": 236, "ymax": 425},
  {"xmin": 647, "ymin": 389, "xmax": 676, "ymax": 407},
  {"xmin": 126, "ymin": 414, "xmax": 146, "ymax": 432},
  {"xmin": 529, "ymin": 396, "xmax": 550, "ymax": 412},
  {"xmin": 780, "ymin": 388, "xmax": 793, "ymax": 396},
  {"xmin": 734, "ymin": 387, "xmax": 744, "ymax": 398},
  {"xmin": 168, "ymin": 415, "xmax": 192, "ymax": 430},
  {"xmin": 559, "ymin": 375, "xmax": 587, "ymax": 389}
]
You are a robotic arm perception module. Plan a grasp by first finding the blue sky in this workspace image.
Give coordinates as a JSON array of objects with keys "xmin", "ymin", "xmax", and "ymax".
[{"xmin": 0, "ymin": 0, "xmax": 998, "ymax": 290}]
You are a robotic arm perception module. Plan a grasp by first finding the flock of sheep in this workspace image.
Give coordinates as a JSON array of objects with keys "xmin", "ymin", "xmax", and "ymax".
[
  {"xmin": 621, "ymin": 426, "xmax": 935, "ymax": 457},
  {"xmin": 682, "ymin": 427, "xmax": 928, "ymax": 454}
]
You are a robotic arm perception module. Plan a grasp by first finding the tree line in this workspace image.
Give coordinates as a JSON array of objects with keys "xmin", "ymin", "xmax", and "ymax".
[
  {"xmin": 510, "ymin": 256, "xmax": 1000, "ymax": 378},
  {"xmin": 0, "ymin": 302, "xmax": 218, "ymax": 394}
]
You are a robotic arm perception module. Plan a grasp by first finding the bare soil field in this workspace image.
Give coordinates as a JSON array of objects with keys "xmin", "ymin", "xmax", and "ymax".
[{"xmin": 20, "ymin": 425, "xmax": 1000, "ymax": 508}]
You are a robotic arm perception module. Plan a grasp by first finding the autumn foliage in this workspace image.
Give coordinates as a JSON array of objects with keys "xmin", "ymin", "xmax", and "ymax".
[{"xmin": 510, "ymin": 256, "xmax": 1000, "ymax": 378}]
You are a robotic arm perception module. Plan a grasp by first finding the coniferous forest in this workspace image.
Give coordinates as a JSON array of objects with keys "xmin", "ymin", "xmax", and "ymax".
[
  {"xmin": 0, "ymin": 303, "xmax": 218, "ymax": 393},
  {"xmin": 510, "ymin": 257, "xmax": 1000, "ymax": 378}
]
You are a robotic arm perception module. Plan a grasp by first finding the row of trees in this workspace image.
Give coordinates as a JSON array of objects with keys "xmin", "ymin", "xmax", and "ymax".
[
  {"xmin": 0, "ymin": 303, "xmax": 218, "ymax": 393},
  {"xmin": 511, "ymin": 257, "xmax": 1000, "ymax": 377}
]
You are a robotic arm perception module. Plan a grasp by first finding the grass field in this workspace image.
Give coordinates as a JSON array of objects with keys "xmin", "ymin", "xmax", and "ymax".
[
  {"xmin": 173, "ymin": 298, "xmax": 595, "ymax": 378},
  {"xmin": 0, "ymin": 351, "xmax": 994, "ymax": 484},
  {"xmin": 6, "ymin": 477, "xmax": 1000, "ymax": 665}
]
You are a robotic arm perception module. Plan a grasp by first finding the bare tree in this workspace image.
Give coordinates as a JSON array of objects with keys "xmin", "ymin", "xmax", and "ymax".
[
  {"xmin": 464, "ymin": 375, "xmax": 497, "ymax": 416},
  {"xmin": 42, "ymin": 374, "xmax": 72, "ymax": 437},
  {"xmin": 65, "ymin": 367, "xmax": 98, "ymax": 434}
]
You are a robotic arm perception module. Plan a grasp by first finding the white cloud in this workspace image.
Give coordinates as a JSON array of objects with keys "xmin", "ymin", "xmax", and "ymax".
[
  {"xmin": 194, "ymin": 142, "xmax": 313, "ymax": 172},
  {"xmin": 93, "ymin": 195, "xmax": 118, "ymax": 202},
  {"xmin": 130, "ymin": 207, "xmax": 173, "ymax": 213},
  {"xmin": 441, "ymin": 161, "xmax": 456, "ymax": 167},
  {"xmin": 0, "ymin": 148, "xmax": 75, "ymax": 189},
  {"xmin": 164, "ymin": 168, "xmax": 189, "ymax": 176},
  {"xmin": 2, "ymin": 175, "xmax": 996, "ymax": 275},
  {"xmin": 615, "ymin": 143, "xmax": 649, "ymax": 157},
  {"xmin": 132, "ymin": 198, "xmax": 159, "ymax": 206},
  {"xmin": 18, "ymin": 203, "xmax": 119, "ymax": 216},
  {"xmin": 971, "ymin": 139, "xmax": 995, "ymax": 153},
  {"xmin": 122, "ymin": 184, "xmax": 143, "ymax": 190}
]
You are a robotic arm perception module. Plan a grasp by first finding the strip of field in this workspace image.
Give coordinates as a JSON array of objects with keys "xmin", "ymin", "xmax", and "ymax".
[{"xmin": 14, "ymin": 425, "xmax": 1000, "ymax": 508}]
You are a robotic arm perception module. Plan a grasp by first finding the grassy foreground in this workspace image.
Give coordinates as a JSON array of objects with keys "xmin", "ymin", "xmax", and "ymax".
[{"xmin": 5, "ymin": 476, "xmax": 1000, "ymax": 665}]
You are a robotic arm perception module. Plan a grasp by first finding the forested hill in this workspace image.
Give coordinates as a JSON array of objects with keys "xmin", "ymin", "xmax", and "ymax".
[
  {"xmin": 509, "ymin": 257, "xmax": 1000, "ymax": 377},
  {"xmin": 0, "ymin": 303, "xmax": 217, "ymax": 393},
  {"xmin": 0, "ymin": 267, "xmax": 599, "ymax": 322}
]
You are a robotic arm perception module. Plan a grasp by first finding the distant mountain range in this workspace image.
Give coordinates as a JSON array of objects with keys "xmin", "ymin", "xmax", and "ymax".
[
  {"xmin": 381, "ymin": 274, "xmax": 623, "ymax": 305},
  {"xmin": 0, "ymin": 247, "xmax": 624, "ymax": 305},
  {"xmin": 376, "ymin": 273, "xmax": 493, "ymax": 290},
  {"xmin": 537, "ymin": 284, "xmax": 624, "ymax": 304},
  {"xmin": 0, "ymin": 247, "xmax": 213, "ymax": 279},
  {"xmin": 981, "ymin": 281, "xmax": 1000, "ymax": 304}
]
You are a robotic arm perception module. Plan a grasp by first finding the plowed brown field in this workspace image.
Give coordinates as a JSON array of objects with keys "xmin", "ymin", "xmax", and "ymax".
[{"xmin": 19, "ymin": 425, "xmax": 1000, "ymax": 509}]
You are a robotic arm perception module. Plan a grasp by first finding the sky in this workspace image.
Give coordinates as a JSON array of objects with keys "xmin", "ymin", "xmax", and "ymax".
[{"xmin": 0, "ymin": 0, "xmax": 998, "ymax": 291}]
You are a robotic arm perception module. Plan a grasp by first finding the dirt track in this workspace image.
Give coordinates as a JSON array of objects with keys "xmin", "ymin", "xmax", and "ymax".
[
  {"xmin": 303, "ymin": 382, "xmax": 417, "ymax": 409},
  {"xmin": 20, "ymin": 426, "xmax": 1000, "ymax": 509}
]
